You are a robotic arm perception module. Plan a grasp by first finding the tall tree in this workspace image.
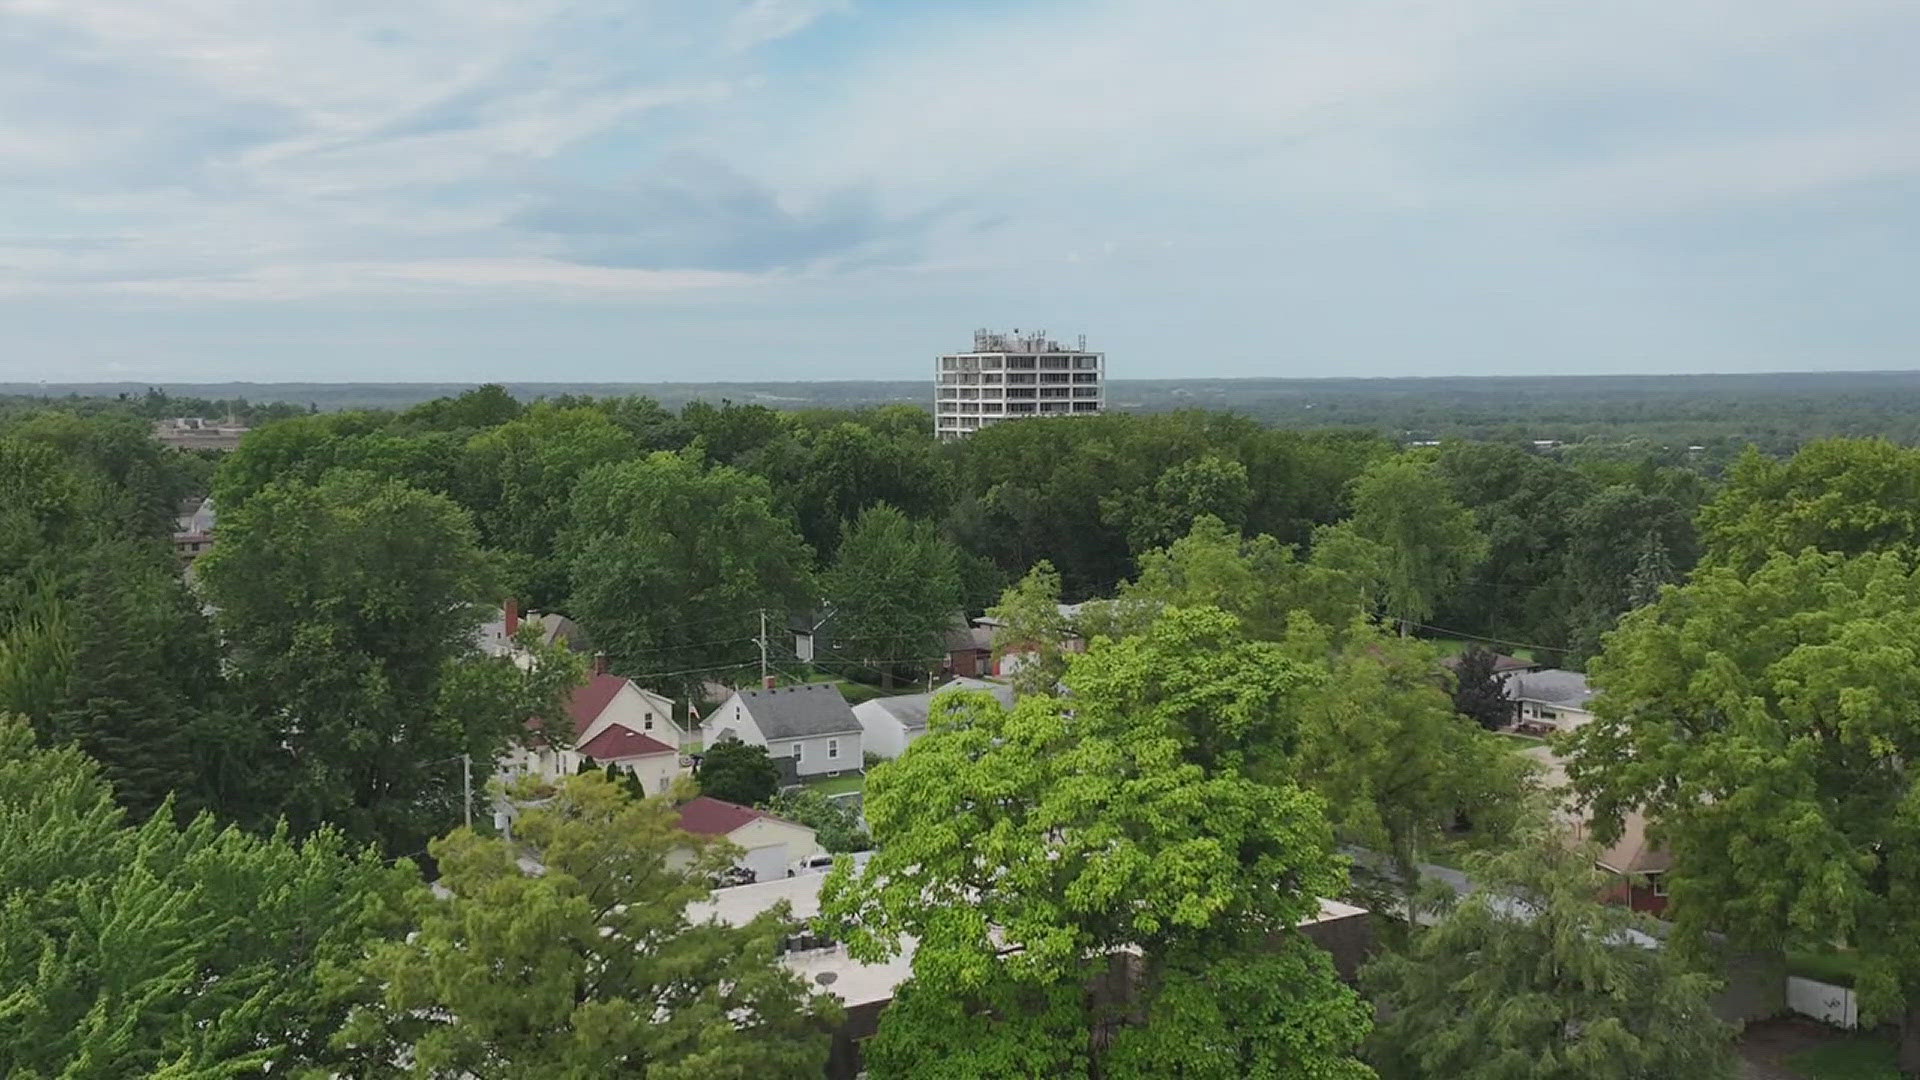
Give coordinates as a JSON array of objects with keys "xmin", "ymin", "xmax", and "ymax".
[
  {"xmin": 697, "ymin": 736, "xmax": 781, "ymax": 807},
  {"xmin": 199, "ymin": 470, "xmax": 556, "ymax": 852},
  {"xmin": 1364, "ymin": 829, "xmax": 1736, "ymax": 1080},
  {"xmin": 1100, "ymin": 453, "xmax": 1253, "ymax": 554},
  {"xmin": 0, "ymin": 715, "xmax": 414, "ymax": 1077},
  {"xmin": 1286, "ymin": 621, "xmax": 1531, "ymax": 916},
  {"xmin": 337, "ymin": 772, "xmax": 838, "ymax": 1076},
  {"xmin": 820, "ymin": 608, "xmax": 1372, "ymax": 1079},
  {"xmin": 1565, "ymin": 549, "xmax": 1920, "ymax": 1073},
  {"xmin": 1698, "ymin": 439, "xmax": 1920, "ymax": 574},
  {"xmin": 1450, "ymin": 645, "xmax": 1514, "ymax": 731},
  {"xmin": 983, "ymin": 561, "xmax": 1074, "ymax": 696},
  {"xmin": 461, "ymin": 404, "xmax": 642, "ymax": 608},
  {"xmin": 565, "ymin": 452, "xmax": 815, "ymax": 699},
  {"xmin": 1122, "ymin": 514, "xmax": 1374, "ymax": 641},
  {"xmin": 1319, "ymin": 454, "xmax": 1486, "ymax": 635},
  {"xmin": 823, "ymin": 504, "xmax": 964, "ymax": 687}
]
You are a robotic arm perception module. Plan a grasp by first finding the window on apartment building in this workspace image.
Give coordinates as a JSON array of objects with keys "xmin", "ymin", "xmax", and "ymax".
[
  {"xmin": 828, "ymin": 739, "xmax": 839, "ymax": 759},
  {"xmin": 792, "ymin": 742, "xmax": 803, "ymax": 761}
]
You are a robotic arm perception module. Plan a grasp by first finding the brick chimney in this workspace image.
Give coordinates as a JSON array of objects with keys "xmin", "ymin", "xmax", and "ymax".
[
  {"xmin": 763, "ymin": 675, "xmax": 777, "ymax": 690},
  {"xmin": 503, "ymin": 597, "xmax": 520, "ymax": 637},
  {"xmin": 593, "ymin": 652, "xmax": 609, "ymax": 676}
]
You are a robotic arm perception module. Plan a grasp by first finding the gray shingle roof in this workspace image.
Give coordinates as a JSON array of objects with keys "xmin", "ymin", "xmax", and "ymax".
[
  {"xmin": 736, "ymin": 682, "xmax": 861, "ymax": 739},
  {"xmin": 1506, "ymin": 669, "xmax": 1595, "ymax": 708},
  {"xmin": 866, "ymin": 678, "xmax": 1014, "ymax": 732}
]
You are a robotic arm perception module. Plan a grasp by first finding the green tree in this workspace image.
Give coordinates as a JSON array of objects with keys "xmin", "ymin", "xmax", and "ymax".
[
  {"xmin": 698, "ymin": 736, "xmax": 781, "ymax": 806},
  {"xmin": 1698, "ymin": 439, "xmax": 1920, "ymax": 574},
  {"xmin": 461, "ymin": 404, "xmax": 642, "ymax": 608},
  {"xmin": 767, "ymin": 787, "xmax": 871, "ymax": 853},
  {"xmin": 1321, "ymin": 454, "xmax": 1485, "ymax": 634},
  {"xmin": 199, "ymin": 470, "xmax": 551, "ymax": 853},
  {"xmin": 0, "ymin": 715, "xmax": 414, "ymax": 1077},
  {"xmin": 1100, "ymin": 453, "xmax": 1253, "ymax": 554},
  {"xmin": 1565, "ymin": 549, "xmax": 1920, "ymax": 1072},
  {"xmin": 1364, "ymin": 829, "xmax": 1736, "ymax": 1080},
  {"xmin": 337, "ymin": 772, "xmax": 838, "ymax": 1076},
  {"xmin": 760, "ymin": 421, "xmax": 950, "ymax": 560},
  {"xmin": 823, "ymin": 504, "xmax": 964, "ymax": 687},
  {"xmin": 819, "ymin": 608, "xmax": 1372, "ymax": 1079},
  {"xmin": 1285, "ymin": 621, "xmax": 1531, "ymax": 916},
  {"xmin": 1122, "ymin": 514, "xmax": 1375, "ymax": 641},
  {"xmin": 1450, "ymin": 645, "xmax": 1514, "ymax": 731},
  {"xmin": 983, "ymin": 560, "xmax": 1074, "ymax": 696},
  {"xmin": 1624, "ymin": 531, "xmax": 1676, "ymax": 610},
  {"xmin": 565, "ymin": 452, "xmax": 815, "ymax": 699},
  {"xmin": 1432, "ymin": 443, "xmax": 1593, "ymax": 648}
]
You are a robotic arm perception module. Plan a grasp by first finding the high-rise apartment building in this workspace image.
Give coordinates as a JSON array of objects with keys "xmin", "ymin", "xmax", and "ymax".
[{"xmin": 935, "ymin": 329, "xmax": 1104, "ymax": 440}]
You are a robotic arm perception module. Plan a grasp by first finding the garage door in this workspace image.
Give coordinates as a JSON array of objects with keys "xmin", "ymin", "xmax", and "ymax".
[{"xmin": 741, "ymin": 843, "xmax": 789, "ymax": 883}]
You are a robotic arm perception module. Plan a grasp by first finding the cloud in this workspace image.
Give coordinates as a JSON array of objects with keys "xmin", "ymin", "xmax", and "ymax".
[{"xmin": 509, "ymin": 157, "xmax": 929, "ymax": 271}]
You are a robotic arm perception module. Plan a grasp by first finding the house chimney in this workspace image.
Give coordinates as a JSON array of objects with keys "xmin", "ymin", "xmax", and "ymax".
[
  {"xmin": 503, "ymin": 597, "xmax": 520, "ymax": 637},
  {"xmin": 593, "ymin": 652, "xmax": 609, "ymax": 676},
  {"xmin": 763, "ymin": 675, "xmax": 777, "ymax": 690}
]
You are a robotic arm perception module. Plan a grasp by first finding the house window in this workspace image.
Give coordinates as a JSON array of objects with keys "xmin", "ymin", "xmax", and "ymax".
[
  {"xmin": 793, "ymin": 742, "xmax": 803, "ymax": 762},
  {"xmin": 1538, "ymin": 709, "xmax": 1558, "ymax": 721},
  {"xmin": 827, "ymin": 739, "xmax": 840, "ymax": 760},
  {"xmin": 643, "ymin": 713, "xmax": 654, "ymax": 731},
  {"xmin": 1647, "ymin": 872, "xmax": 1667, "ymax": 897}
]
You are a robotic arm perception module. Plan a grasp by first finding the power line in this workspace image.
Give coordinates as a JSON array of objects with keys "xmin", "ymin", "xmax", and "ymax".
[{"xmin": 1407, "ymin": 620, "xmax": 1574, "ymax": 657}]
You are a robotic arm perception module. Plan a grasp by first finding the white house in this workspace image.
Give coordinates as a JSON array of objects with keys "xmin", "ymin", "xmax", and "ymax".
[
  {"xmin": 502, "ymin": 670, "xmax": 688, "ymax": 787},
  {"xmin": 854, "ymin": 677, "xmax": 1015, "ymax": 759},
  {"xmin": 675, "ymin": 795, "xmax": 823, "ymax": 883},
  {"xmin": 1505, "ymin": 669, "xmax": 1596, "ymax": 732},
  {"xmin": 706, "ymin": 682, "xmax": 861, "ymax": 780}
]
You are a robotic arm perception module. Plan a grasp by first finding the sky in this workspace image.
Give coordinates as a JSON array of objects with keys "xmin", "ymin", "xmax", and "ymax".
[{"xmin": 1, "ymin": 0, "xmax": 1917, "ymax": 383}]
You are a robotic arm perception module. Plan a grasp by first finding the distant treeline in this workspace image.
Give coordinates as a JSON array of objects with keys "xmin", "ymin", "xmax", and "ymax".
[{"xmin": 13, "ymin": 370, "xmax": 1920, "ymax": 453}]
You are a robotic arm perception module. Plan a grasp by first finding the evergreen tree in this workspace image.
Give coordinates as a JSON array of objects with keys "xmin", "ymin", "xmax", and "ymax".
[
  {"xmin": 1450, "ymin": 645, "xmax": 1514, "ymax": 731},
  {"xmin": 697, "ymin": 736, "xmax": 780, "ymax": 806},
  {"xmin": 1625, "ymin": 531, "xmax": 1675, "ymax": 609}
]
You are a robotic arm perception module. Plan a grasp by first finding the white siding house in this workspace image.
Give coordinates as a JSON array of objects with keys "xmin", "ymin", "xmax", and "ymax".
[
  {"xmin": 706, "ymin": 683, "xmax": 862, "ymax": 779},
  {"xmin": 501, "ymin": 671, "xmax": 689, "ymax": 786},
  {"xmin": 854, "ymin": 677, "xmax": 1014, "ymax": 759},
  {"xmin": 675, "ymin": 796, "xmax": 823, "ymax": 883}
]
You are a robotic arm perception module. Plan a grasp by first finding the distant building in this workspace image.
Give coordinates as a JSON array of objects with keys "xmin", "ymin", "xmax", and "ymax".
[
  {"xmin": 935, "ymin": 329, "xmax": 1103, "ymax": 440},
  {"xmin": 172, "ymin": 495, "xmax": 217, "ymax": 568},
  {"xmin": 153, "ymin": 417, "xmax": 249, "ymax": 451}
]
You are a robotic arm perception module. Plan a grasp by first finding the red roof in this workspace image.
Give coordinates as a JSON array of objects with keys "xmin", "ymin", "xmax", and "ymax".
[
  {"xmin": 577, "ymin": 725, "xmax": 675, "ymax": 762},
  {"xmin": 675, "ymin": 795, "xmax": 772, "ymax": 836},
  {"xmin": 566, "ymin": 673, "xmax": 630, "ymax": 738}
]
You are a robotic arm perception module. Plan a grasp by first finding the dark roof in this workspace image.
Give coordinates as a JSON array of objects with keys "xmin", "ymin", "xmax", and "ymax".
[
  {"xmin": 733, "ymin": 682, "xmax": 860, "ymax": 739},
  {"xmin": 1507, "ymin": 669, "xmax": 1595, "ymax": 708},
  {"xmin": 863, "ymin": 678, "xmax": 1014, "ymax": 732},
  {"xmin": 577, "ymin": 726, "xmax": 675, "ymax": 762},
  {"xmin": 943, "ymin": 622, "xmax": 994, "ymax": 653},
  {"xmin": 675, "ymin": 795, "xmax": 809, "ymax": 837}
]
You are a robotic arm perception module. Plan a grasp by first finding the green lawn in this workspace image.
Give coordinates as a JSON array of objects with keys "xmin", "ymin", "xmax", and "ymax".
[
  {"xmin": 804, "ymin": 773, "xmax": 865, "ymax": 796},
  {"xmin": 1788, "ymin": 1034, "xmax": 1899, "ymax": 1079},
  {"xmin": 831, "ymin": 679, "xmax": 892, "ymax": 705},
  {"xmin": 1789, "ymin": 947, "xmax": 1869, "ymax": 988}
]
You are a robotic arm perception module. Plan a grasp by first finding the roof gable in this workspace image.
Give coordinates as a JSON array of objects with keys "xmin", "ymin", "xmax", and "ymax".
[
  {"xmin": 566, "ymin": 673, "xmax": 630, "ymax": 738},
  {"xmin": 577, "ymin": 725, "xmax": 676, "ymax": 762},
  {"xmin": 864, "ymin": 678, "xmax": 1015, "ymax": 731}
]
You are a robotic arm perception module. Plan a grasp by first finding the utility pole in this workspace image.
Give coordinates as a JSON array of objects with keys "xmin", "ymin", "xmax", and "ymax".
[
  {"xmin": 758, "ymin": 609, "xmax": 770, "ymax": 686},
  {"xmin": 462, "ymin": 753, "xmax": 473, "ymax": 829}
]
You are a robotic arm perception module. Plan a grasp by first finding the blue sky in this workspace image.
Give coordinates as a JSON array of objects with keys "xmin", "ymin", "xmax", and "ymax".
[{"xmin": 1, "ymin": 0, "xmax": 1916, "ymax": 382}]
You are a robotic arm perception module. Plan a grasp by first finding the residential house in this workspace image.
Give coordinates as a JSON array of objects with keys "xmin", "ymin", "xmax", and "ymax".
[
  {"xmin": 943, "ymin": 620, "xmax": 994, "ymax": 678},
  {"xmin": 675, "ymin": 795, "xmax": 823, "ymax": 882},
  {"xmin": 477, "ymin": 598, "xmax": 590, "ymax": 660},
  {"xmin": 1524, "ymin": 744, "xmax": 1671, "ymax": 915},
  {"xmin": 503, "ymin": 668, "xmax": 688, "ymax": 786},
  {"xmin": 790, "ymin": 610, "xmax": 835, "ymax": 664},
  {"xmin": 1440, "ymin": 650, "xmax": 1540, "ymax": 678},
  {"xmin": 706, "ymin": 682, "xmax": 862, "ymax": 780},
  {"xmin": 972, "ymin": 601, "xmax": 1091, "ymax": 678},
  {"xmin": 854, "ymin": 677, "xmax": 1014, "ymax": 759},
  {"xmin": 1505, "ymin": 668, "xmax": 1596, "ymax": 733},
  {"xmin": 171, "ymin": 495, "xmax": 217, "ymax": 569}
]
